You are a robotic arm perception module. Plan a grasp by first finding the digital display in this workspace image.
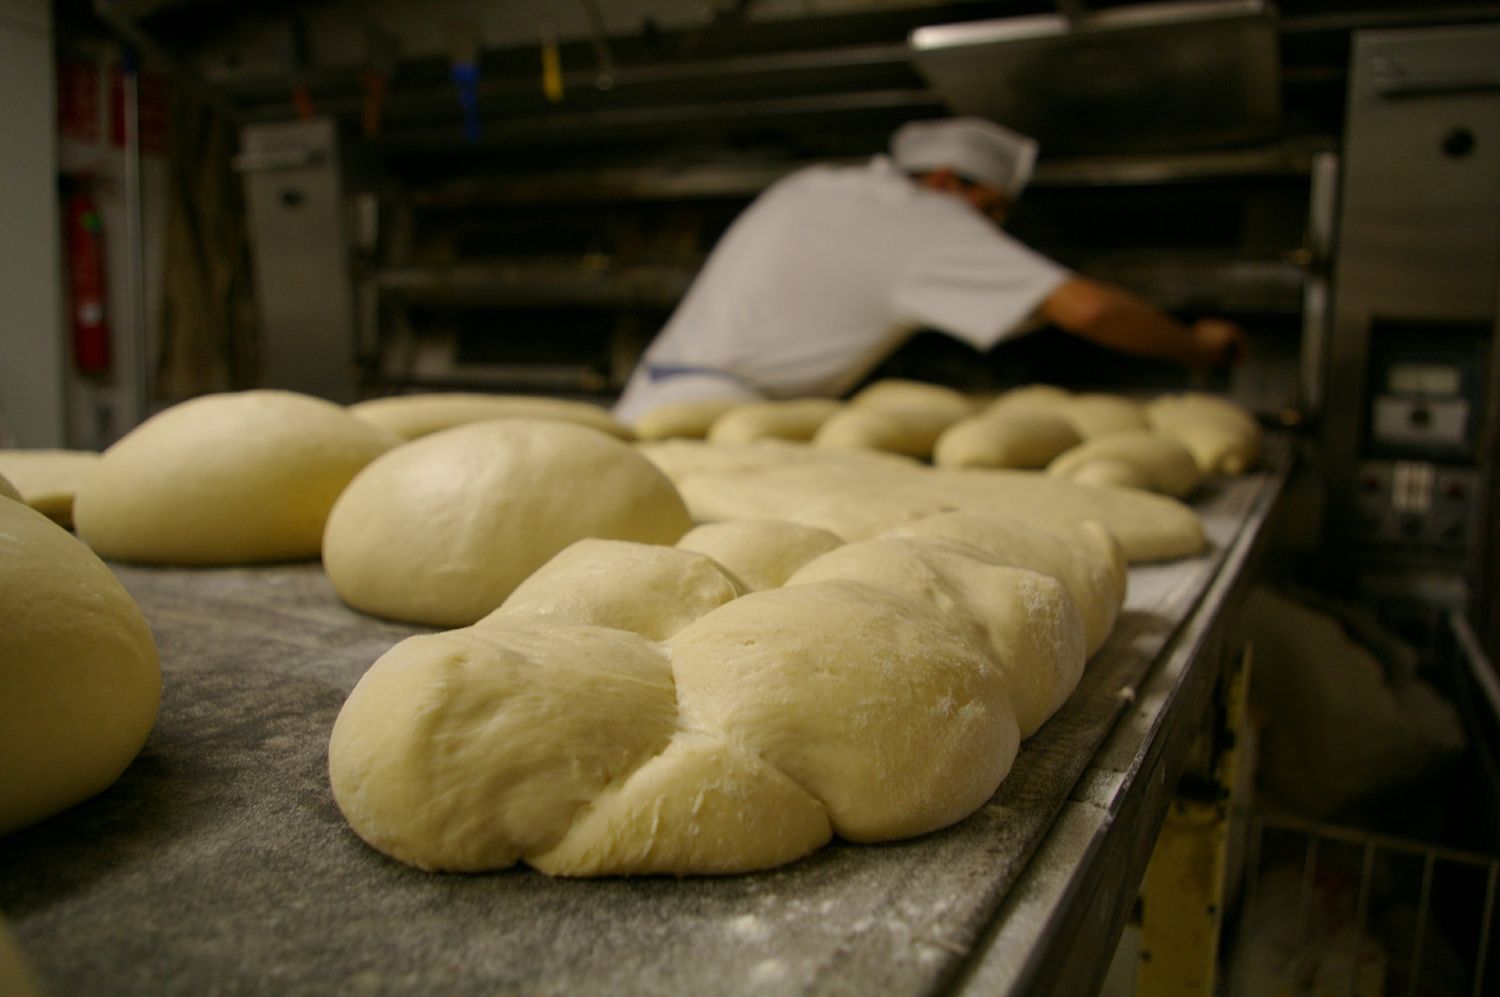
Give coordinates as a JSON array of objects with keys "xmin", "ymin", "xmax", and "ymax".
[{"xmin": 1388, "ymin": 363, "xmax": 1461, "ymax": 396}]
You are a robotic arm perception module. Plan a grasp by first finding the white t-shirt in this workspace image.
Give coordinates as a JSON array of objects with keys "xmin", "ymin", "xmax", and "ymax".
[{"xmin": 613, "ymin": 157, "xmax": 1069, "ymax": 425}]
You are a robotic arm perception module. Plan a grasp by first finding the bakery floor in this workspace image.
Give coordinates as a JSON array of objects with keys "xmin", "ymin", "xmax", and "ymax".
[{"xmin": 1, "ymin": 443, "xmax": 1291, "ymax": 995}]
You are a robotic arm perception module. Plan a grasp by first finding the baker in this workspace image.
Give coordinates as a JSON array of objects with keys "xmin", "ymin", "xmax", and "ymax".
[{"xmin": 613, "ymin": 116, "xmax": 1247, "ymax": 427}]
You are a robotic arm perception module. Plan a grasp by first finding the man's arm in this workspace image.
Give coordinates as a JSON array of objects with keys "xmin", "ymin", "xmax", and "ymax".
[{"xmin": 1038, "ymin": 276, "xmax": 1247, "ymax": 369}]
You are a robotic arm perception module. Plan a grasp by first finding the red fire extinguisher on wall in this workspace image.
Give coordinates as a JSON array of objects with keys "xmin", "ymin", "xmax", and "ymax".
[{"xmin": 65, "ymin": 181, "xmax": 112, "ymax": 376}]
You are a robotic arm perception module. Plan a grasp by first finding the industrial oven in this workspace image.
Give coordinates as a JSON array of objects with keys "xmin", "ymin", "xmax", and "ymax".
[{"xmin": 1322, "ymin": 24, "xmax": 1500, "ymax": 653}]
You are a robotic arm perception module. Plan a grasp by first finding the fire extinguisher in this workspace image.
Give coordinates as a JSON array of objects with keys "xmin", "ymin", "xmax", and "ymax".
[{"xmin": 65, "ymin": 182, "xmax": 111, "ymax": 375}]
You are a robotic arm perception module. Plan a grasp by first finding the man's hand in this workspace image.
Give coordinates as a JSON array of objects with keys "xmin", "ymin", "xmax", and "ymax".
[
  {"xmin": 1188, "ymin": 319, "xmax": 1249, "ymax": 369},
  {"xmin": 1040, "ymin": 278, "xmax": 1250, "ymax": 370}
]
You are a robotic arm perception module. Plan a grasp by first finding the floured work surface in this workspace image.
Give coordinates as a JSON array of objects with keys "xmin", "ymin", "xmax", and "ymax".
[{"xmin": 1, "ymin": 449, "xmax": 1288, "ymax": 996}]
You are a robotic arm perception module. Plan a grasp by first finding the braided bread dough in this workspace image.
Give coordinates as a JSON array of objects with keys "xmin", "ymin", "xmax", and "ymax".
[
  {"xmin": 329, "ymin": 524, "xmax": 1093, "ymax": 874},
  {"xmin": 329, "ymin": 622, "xmax": 679, "ymax": 872}
]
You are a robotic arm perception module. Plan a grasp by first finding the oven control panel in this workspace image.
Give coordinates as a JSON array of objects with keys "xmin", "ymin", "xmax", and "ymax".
[
  {"xmin": 1351, "ymin": 322, "xmax": 1490, "ymax": 565},
  {"xmin": 1352, "ymin": 459, "xmax": 1481, "ymax": 557}
]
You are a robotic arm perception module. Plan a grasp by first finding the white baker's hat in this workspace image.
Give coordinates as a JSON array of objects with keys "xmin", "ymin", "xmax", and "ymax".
[{"xmin": 890, "ymin": 117, "xmax": 1039, "ymax": 198}]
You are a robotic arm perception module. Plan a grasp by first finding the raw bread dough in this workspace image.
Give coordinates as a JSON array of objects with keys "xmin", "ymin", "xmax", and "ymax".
[
  {"xmin": 643, "ymin": 443, "xmax": 1204, "ymax": 562},
  {"xmin": 984, "ymin": 386, "xmax": 1148, "ymax": 439},
  {"xmin": 933, "ymin": 411, "xmax": 1082, "ymax": 469},
  {"xmin": 986, "ymin": 384, "xmax": 1072, "ymax": 416},
  {"xmin": 706, "ymin": 399, "xmax": 842, "ymax": 443},
  {"xmin": 1, "ymin": 498, "xmax": 160, "ymax": 834},
  {"xmin": 0, "ymin": 472, "xmax": 20, "ymax": 503},
  {"xmin": 786, "ymin": 538, "xmax": 1086, "ymax": 738},
  {"xmin": 885, "ymin": 511, "xmax": 1126, "ymax": 656},
  {"xmin": 639, "ymin": 437, "xmax": 918, "ymax": 480},
  {"xmin": 479, "ymin": 538, "xmax": 744, "ymax": 640},
  {"xmin": 676, "ymin": 519, "xmax": 845, "ymax": 590},
  {"xmin": 348, "ymin": 392, "xmax": 631, "ymax": 441},
  {"xmin": 73, "ymin": 390, "xmax": 400, "ymax": 565},
  {"xmin": 1060, "ymin": 394, "xmax": 1149, "ymax": 439},
  {"xmin": 328, "ymin": 416, "xmax": 1208, "ymax": 876},
  {"xmin": 330, "ymin": 525, "xmax": 1110, "ymax": 874},
  {"xmin": 849, "ymin": 378, "xmax": 975, "ymax": 421},
  {"xmin": 323, "ymin": 419, "xmax": 692, "ymax": 626},
  {"xmin": 0, "ymin": 449, "xmax": 100, "ymax": 527},
  {"xmin": 529, "ymin": 730, "xmax": 832, "ymax": 875},
  {"xmin": 329, "ymin": 504, "xmax": 1105, "ymax": 874},
  {"xmin": 634, "ymin": 398, "xmax": 742, "ymax": 440},
  {"xmin": 813, "ymin": 406, "xmax": 955, "ymax": 458},
  {"xmin": 1146, "ymin": 392, "xmax": 1261, "ymax": 474},
  {"xmin": 1047, "ymin": 430, "xmax": 1205, "ymax": 498},
  {"xmin": 669, "ymin": 580, "xmax": 1018, "ymax": 841},
  {"xmin": 928, "ymin": 468, "xmax": 1204, "ymax": 561},
  {"xmin": 329, "ymin": 622, "xmax": 678, "ymax": 871}
]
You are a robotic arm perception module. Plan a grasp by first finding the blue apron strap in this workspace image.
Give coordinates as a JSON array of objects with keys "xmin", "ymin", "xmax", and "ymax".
[{"xmin": 647, "ymin": 364, "xmax": 752, "ymax": 388}]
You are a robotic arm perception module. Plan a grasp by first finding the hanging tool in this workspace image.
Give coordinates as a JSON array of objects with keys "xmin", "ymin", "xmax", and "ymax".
[
  {"xmin": 448, "ymin": 23, "xmax": 483, "ymax": 143},
  {"xmin": 360, "ymin": 26, "xmax": 399, "ymax": 139},
  {"xmin": 289, "ymin": 14, "xmax": 316, "ymax": 120},
  {"xmin": 540, "ymin": 20, "xmax": 564, "ymax": 104},
  {"xmin": 578, "ymin": 0, "xmax": 616, "ymax": 91}
]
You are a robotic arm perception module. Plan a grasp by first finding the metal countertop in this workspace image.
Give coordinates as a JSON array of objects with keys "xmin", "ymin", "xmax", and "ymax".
[{"xmin": 1, "ymin": 446, "xmax": 1291, "ymax": 996}]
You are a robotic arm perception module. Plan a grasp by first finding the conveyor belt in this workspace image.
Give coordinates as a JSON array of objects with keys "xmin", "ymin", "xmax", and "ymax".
[{"xmin": 1, "ymin": 443, "xmax": 1291, "ymax": 995}]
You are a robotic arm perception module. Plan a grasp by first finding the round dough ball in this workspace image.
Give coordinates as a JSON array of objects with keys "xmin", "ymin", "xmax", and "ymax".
[
  {"xmin": 329, "ymin": 622, "xmax": 677, "ymax": 871},
  {"xmin": 707, "ymin": 399, "xmax": 843, "ymax": 444},
  {"xmin": 1047, "ymin": 429, "xmax": 1204, "ymax": 498},
  {"xmin": 323, "ymin": 419, "xmax": 693, "ymax": 626},
  {"xmin": 1061, "ymin": 394, "xmax": 1149, "ymax": 439},
  {"xmin": 932, "ymin": 411, "xmax": 1082, "ymax": 469},
  {"xmin": 669, "ymin": 580, "xmax": 1018, "ymax": 841},
  {"xmin": 634, "ymin": 398, "xmax": 742, "ymax": 441},
  {"xmin": 849, "ymin": 378, "xmax": 975, "ymax": 420},
  {"xmin": 349, "ymin": 392, "xmax": 631, "ymax": 441},
  {"xmin": 0, "ymin": 450, "xmax": 100, "ymax": 526},
  {"xmin": 676, "ymin": 519, "xmax": 845, "ymax": 590},
  {"xmin": 1146, "ymin": 392, "xmax": 1261, "ymax": 475},
  {"xmin": 813, "ymin": 407, "xmax": 955, "ymax": 459},
  {"xmin": 481, "ymin": 538, "xmax": 744, "ymax": 640},
  {"xmin": 985, "ymin": 384, "xmax": 1073, "ymax": 417},
  {"xmin": 1, "ymin": 499, "xmax": 161, "ymax": 834},
  {"xmin": 73, "ymin": 390, "xmax": 400, "ymax": 565}
]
